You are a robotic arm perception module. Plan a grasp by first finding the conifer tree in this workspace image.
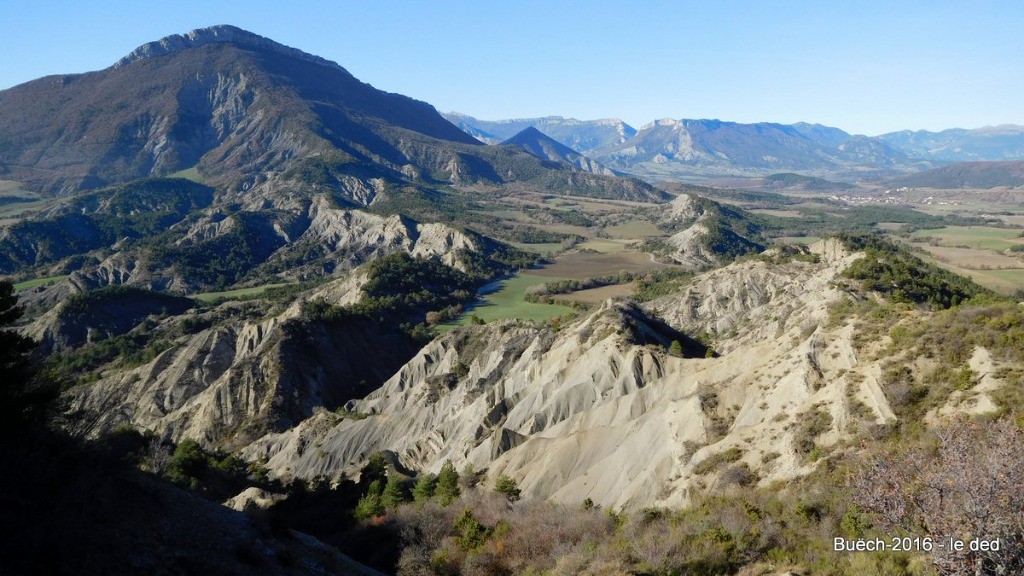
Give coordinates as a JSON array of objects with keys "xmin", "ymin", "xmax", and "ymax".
[
  {"xmin": 381, "ymin": 475, "xmax": 407, "ymax": 509},
  {"xmin": 435, "ymin": 460, "xmax": 461, "ymax": 506},
  {"xmin": 412, "ymin": 473, "xmax": 436, "ymax": 504},
  {"xmin": 354, "ymin": 479, "xmax": 385, "ymax": 519}
]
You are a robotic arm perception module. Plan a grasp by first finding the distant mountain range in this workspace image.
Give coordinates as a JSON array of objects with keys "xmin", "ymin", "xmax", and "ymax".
[
  {"xmin": 442, "ymin": 113, "xmax": 636, "ymax": 152},
  {"xmin": 878, "ymin": 125, "xmax": 1024, "ymax": 162},
  {"xmin": 449, "ymin": 113, "xmax": 1024, "ymax": 182}
]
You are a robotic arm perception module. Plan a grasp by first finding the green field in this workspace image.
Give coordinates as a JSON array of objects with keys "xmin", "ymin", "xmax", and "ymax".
[
  {"xmin": 912, "ymin": 251, "xmax": 1024, "ymax": 295},
  {"xmin": 507, "ymin": 241, "xmax": 565, "ymax": 256},
  {"xmin": 169, "ymin": 166, "xmax": 205, "ymax": 183},
  {"xmin": 578, "ymin": 238, "xmax": 632, "ymax": 254},
  {"xmin": 910, "ymin": 226, "xmax": 1024, "ymax": 251},
  {"xmin": 442, "ymin": 273, "xmax": 574, "ymax": 328},
  {"xmin": 193, "ymin": 283, "xmax": 290, "ymax": 302},
  {"xmin": 0, "ymin": 181, "xmax": 52, "ymax": 222},
  {"xmin": 605, "ymin": 220, "xmax": 663, "ymax": 238},
  {"xmin": 13, "ymin": 275, "xmax": 68, "ymax": 291}
]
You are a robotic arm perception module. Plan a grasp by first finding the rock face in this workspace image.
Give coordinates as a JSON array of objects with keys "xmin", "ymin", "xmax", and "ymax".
[
  {"xmin": 239, "ymin": 240, "xmax": 903, "ymax": 510},
  {"xmin": 0, "ymin": 25, "xmax": 659, "ymax": 203},
  {"xmin": 65, "ymin": 274, "xmax": 421, "ymax": 450}
]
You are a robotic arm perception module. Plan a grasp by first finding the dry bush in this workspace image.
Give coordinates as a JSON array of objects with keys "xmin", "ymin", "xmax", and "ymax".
[{"xmin": 853, "ymin": 417, "xmax": 1024, "ymax": 575}]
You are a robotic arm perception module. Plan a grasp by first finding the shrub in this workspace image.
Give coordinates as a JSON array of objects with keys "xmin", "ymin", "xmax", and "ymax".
[{"xmin": 854, "ymin": 417, "xmax": 1024, "ymax": 575}]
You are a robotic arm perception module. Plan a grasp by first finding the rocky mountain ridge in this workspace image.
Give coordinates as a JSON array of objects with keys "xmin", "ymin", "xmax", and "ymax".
[
  {"xmin": 113, "ymin": 24, "xmax": 346, "ymax": 72},
  {"xmin": 237, "ymin": 240, "xmax": 887, "ymax": 509}
]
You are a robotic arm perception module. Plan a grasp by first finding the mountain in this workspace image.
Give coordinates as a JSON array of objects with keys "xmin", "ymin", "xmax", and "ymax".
[
  {"xmin": 0, "ymin": 25, "xmax": 657, "ymax": 205},
  {"xmin": 790, "ymin": 122, "xmax": 852, "ymax": 147},
  {"xmin": 878, "ymin": 125, "xmax": 1024, "ymax": 162},
  {"xmin": 0, "ymin": 25, "xmax": 476, "ymax": 194},
  {"xmin": 593, "ymin": 118, "xmax": 917, "ymax": 181},
  {"xmin": 0, "ymin": 26, "xmax": 666, "ymax": 290},
  {"xmin": 885, "ymin": 161, "xmax": 1024, "ymax": 189},
  {"xmin": 500, "ymin": 127, "xmax": 616, "ymax": 175},
  {"xmin": 442, "ymin": 113, "xmax": 637, "ymax": 153}
]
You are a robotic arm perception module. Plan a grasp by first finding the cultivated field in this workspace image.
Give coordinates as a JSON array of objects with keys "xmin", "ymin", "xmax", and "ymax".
[
  {"xmin": 532, "ymin": 250, "xmax": 667, "ymax": 280},
  {"xmin": 0, "ymin": 181, "xmax": 53, "ymax": 225},
  {"xmin": 605, "ymin": 220, "xmax": 662, "ymax": 238},
  {"xmin": 913, "ymin": 244, "xmax": 1023, "ymax": 270},
  {"xmin": 910, "ymin": 226, "xmax": 1024, "ymax": 251}
]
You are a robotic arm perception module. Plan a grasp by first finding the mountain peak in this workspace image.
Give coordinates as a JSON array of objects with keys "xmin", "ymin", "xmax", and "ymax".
[{"xmin": 112, "ymin": 25, "xmax": 345, "ymax": 72}]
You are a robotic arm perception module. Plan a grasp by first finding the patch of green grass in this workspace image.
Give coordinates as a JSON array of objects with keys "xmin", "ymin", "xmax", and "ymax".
[
  {"xmin": 168, "ymin": 166, "xmax": 204, "ymax": 183},
  {"xmin": 605, "ymin": 220, "xmax": 662, "ymax": 239},
  {"xmin": 506, "ymin": 241, "xmax": 564, "ymax": 256},
  {"xmin": 13, "ymin": 275, "xmax": 68, "ymax": 291},
  {"xmin": 577, "ymin": 238, "xmax": 631, "ymax": 254},
  {"xmin": 193, "ymin": 283, "xmax": 290, "ymax": 302},
  {"xmin": 443, "ymin": 273, "xmax": 574, "ymax": 327}
]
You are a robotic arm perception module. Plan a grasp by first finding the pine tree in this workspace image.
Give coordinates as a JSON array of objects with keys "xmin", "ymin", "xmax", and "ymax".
[
  {"xmin": 354, "ymin": 479, "xmax": 385, "ymax": 519},
  {"xmin": 494, "ymin": 474, "xmax": 521, "ymax": 503},
  {"xmin": 435, "ymin": 460, "xmax": 461, "ymax": 506},
  {"xmin": 412, "ymin": 473, "xmax": 436, "ymax": 504},
  {"xmin": 460, "ymin": 462, "xmax": 479, "ymax": 490},
  {"xmin": 0, "ymin": 281, "xmax": 42, "ymax": 436},
  {"xmin": 454, "ymin": 508, "xmax": 489, "ymax": 551},
  {"xmin": 381, "ymin": 475, "xmax": 407, "ymax": 509},
  {"xmin": 361, "ymin": 451, "xmax": 388, "ymax": 484},
  {"xmin": 668, "ymin": 339, "xmax": 683, "ymax": 356}
]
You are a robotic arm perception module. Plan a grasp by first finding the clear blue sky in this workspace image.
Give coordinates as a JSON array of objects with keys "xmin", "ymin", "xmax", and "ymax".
[{"xmin": 2, "ymin": 0, "xmax": 1021, "ymax": 135}]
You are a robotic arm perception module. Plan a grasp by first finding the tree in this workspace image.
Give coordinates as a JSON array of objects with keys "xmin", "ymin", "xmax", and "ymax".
[
  {"xmin": 412, "ymin": 473, "xmax": 436, "ymax": 504},
  {"xmin": 361, "ymin": 451, "xmax": 388, "ymax": 484},
  {"xmin": 435, "ymin": 460, "xmax": 461, "ymax": 506},
  {"xmin": 382, "ymin": 475, "xmax": 407, "ymax": 510},
  {"xmin": 494, "ymin": 474, "xmax": 521, "ymax": 503},
  {"xmin": 354, "ymin": 479, "xmax": 385, "ymax": 519},
  {"xmin": 460, "ymin": 462, "xmax": 479, "ymax": 490},
  {"xmin": 454, "ymin": 508, "xmax": 489, "ymax": 551},
  {"xmin": 668, "ymin": 340, "xmax": 683, "ymax": 356},
  {"xmin": 165, "ymin": 439, "xmax": 208, "ymax": 489},
  {"xmin": 0, "ymin": 281, "xmax": 42, "ymax": 435}
]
